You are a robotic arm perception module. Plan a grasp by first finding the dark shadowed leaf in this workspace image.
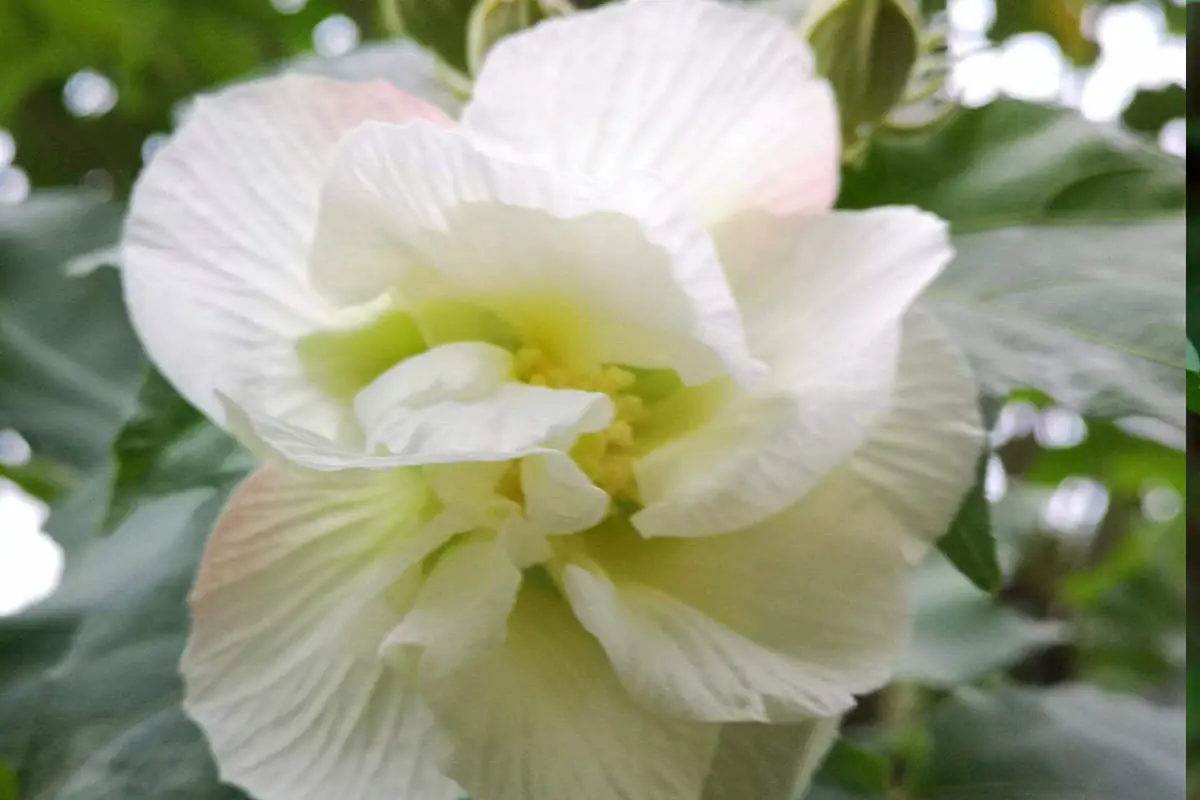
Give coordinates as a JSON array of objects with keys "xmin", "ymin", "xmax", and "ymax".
[
  {"xmin": 925, "ymin": 220, "xmax": 1185, "ymax": 432},
  {"xmin": 106, "ymin": 369, "xmax": 252, "ymax": 533},
  {"xmin": 910, "ymin": 684, "xmax": 1186, "ymax": 800},
  {"xmin": 988, "ymin": 0, "xmax": 1098, "ymax": 66},
  {"xmin": 840, "ymin": 101, "xmax": 1185, "ymax": 224},
  {"xmin": 840, "ymin": 103, "xmax": 1185, "ymax": 434},
  {"xmin": 935, "ymin": 442, "xmax": 1001, "ymax": 593},
  {"xmin": 386, "ymin": 0, "xmax": 478, "ymax": 73},
  {"xmin": 807, "ymin": 739, "xmax": 890, "ymax": 799},
  {"xmin": 899, "ymin": 551, "xmax": 1064, "ymax": 686},
  {"xmin": 0, "ymin": 192, "xmax": 143, "ymax": 474},
  {"xmin": 0, "ymin": 487, "xmax": 250, "ymax": 799},
  {"xmin": 0, "ymin": 759, "xmax": 15, "ymax": 800},
  {"xmin": 1122, "ymin": 83, "xmax": 1186, "ymax": 136}
]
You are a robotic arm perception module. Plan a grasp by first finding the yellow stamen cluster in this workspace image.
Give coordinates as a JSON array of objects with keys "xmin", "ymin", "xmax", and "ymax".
[{"xmin": 513, "ymin": 347, "xmax": 644, "ymax": 502}]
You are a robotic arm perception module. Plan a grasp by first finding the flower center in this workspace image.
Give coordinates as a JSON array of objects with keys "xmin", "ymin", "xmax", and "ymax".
[{"xmin": 512, "ymin": 347, "xmax": 644, "ymax": 503}]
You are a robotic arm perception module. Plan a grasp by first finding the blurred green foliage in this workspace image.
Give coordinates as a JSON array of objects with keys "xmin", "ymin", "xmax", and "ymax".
[{"xmin": 0, "ymin": 0, "xmax": 379, "ymax": 188}]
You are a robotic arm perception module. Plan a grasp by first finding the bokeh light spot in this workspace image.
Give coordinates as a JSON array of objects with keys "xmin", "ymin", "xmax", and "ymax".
[
  {"xmin": 0, "ymin": 167, "xmax": 30, "ymax": 205},
  {"xmin": 314, "ymin": 14, "xmax": 360, "ymax": 58},
  {"xmin": 63, "ymin": 69, "xmax": 118, "ymax": 118}
]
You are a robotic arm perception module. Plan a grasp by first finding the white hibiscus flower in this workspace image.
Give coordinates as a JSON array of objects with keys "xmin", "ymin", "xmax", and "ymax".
[{"xmin": 119, "ymin": 1, "xmax": 983, "ymax": 798}]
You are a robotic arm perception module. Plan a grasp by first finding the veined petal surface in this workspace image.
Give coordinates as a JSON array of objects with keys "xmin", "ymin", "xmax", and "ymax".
[
  {"xmin": 182, "ymin": 465, "xmax": 461, "ymax": 800},
  {"xmin": 122, "ymin": 75, "xmax": 451, "ymax": 434},
  {"xmin": 844, "ymin": 309, "xmax": 985, "ymax": 562},
  {"xmin": 702, "ymin": 719, "xmax": 841, "ymax": 800},
  {"xmin": 464, "ymin": 0, "xmax": 839, "ymax": 224},
  {"xmin": 417, "ymin": 579, "xmax": 721, "ymax": 800},
  {"xmin": 565, "ymin": 481, "xmax": 912, "ymax": 724},
  {"xmin": 308, "ymin": 119, "xmax": 760, "ymax": 387},
  {"xmin": 634, "ymin": 208, "xmax": 952, "ymax": 537}
]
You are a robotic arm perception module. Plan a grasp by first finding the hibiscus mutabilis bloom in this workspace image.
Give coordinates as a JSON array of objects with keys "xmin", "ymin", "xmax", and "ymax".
[{"xmin": 120, "ymin": 0, "xmax": 983, "ymax": 798}]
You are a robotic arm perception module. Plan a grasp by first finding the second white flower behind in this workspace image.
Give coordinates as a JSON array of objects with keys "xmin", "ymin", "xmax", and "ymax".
[{"xmin": 119, "ymin": 1, "xmax": 984, "ymax": 799}]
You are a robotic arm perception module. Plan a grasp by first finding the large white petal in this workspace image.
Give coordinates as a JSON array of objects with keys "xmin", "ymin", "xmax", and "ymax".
[
  {"xmin": 464, "ymin": 0, "xmax": 839, "ymax": 224},
  {"xmin": 122, "ymin": 75, "xmax": 451, "ymax": 430},
  {"xmin": 634, "ymin": 207, "xmax": 953, "ymax": 537},
  {"xmin": 727, "ymin": 208, "xmax": 953, "ymax": 376},
  {"xmin": 572, "ymin": 482, "xmax": 911, "ymax": 723},
  {"xmin": 843, "ymin": 309, "xmax": 985, "ymax": 562},
  {"xmin": 563, "ymin": 563, "xmax": 857, "ymax": 722},
  {"xmin": 631, "ymin": 338, "xmax": 896, "ymax": 538},
  {"xmin": 182, "ymin": 465, "xmax": 461, "ymax": 800},
  {"xmin": 308, "ymin": 120, "xmax": 760, "ymax": 386},
  {"xmin": 355, "ymin": 341, "xmax": 613, "ymax": 463},
  {"xmin": 381, "ymin": 536, "xmax": 522, "ymax": 679},
  {"xmin": 520, "ymin": 450, "xmax": 611, "ymax": 534},
  {"xmin": 702, "ymin": 719, "xmax": 841, "ymax": 800},
  {"xmin": 419, "ymin": 579, "xmax": 720, "ymax": 800}
]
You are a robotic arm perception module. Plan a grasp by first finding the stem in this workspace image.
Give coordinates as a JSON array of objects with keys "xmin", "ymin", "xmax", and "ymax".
[
  {"xmin": 881, "ymin": 681, "xmax": 928, "ymax": 798},
  {"xmin": 379, "ymin": 0, "xmax": 404, "ymax": 37}
]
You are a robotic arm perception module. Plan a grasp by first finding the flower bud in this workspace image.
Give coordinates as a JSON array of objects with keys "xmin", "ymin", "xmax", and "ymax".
[
  {"xmin": 802, "ymin": 0, "xmax": 922, "ymax": 157},
  {"xmin": 386, "ymin": 0, "xmax": 478, "ymax": 73}
]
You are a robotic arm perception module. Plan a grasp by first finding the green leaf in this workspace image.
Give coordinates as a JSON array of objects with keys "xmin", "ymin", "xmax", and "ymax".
[
  {"xmin": 386, "ymin": 0, "xmax": 479, "ymax": 74},
  {"xmin": 899, "ymin": 551, "xmax": 1064, "ymax": 687},
  {"xmin": 924, "ymin": 219, "xmax": 1185, "ymax": 431},
  {"xmin": 1121, "ymin": 83, "xmax": 1185, "ymax": 136},
  {"xmin": 0, "ymin": 486, "xmax": 249, "ymax": 799},
  {"xmin": 0, "ymin": 192, "xmax": 144, "ymax": 473},
  {"xmin": 0, "ymin": 759, "xmax": 15, "ymax": 800},
  {"xmin": 935, "ymin": 440, "xmax": 1002, "ymax": 593},
  {"xmin": 38, "ymin": 470, "xmax": 114, "ymax": 554},
  {"xmin": 0, "ymin": 603, "xmax": 78, "ymax": 780},
  {"xmin": 840, "ymin": 101, "xmax": 1185, "ymax": 224},
  {"xmin": 106, "ymin": 369, "xmax": 252, "ymax": 533},
  {"xmin": 806, "ymin": 784, "xmax": 884, "ymax": 800},
  {"xmin": 1024, "ymin": 418, "xmax": 1185, "ymax": 495},
  {"xmin": 1187, "ymin": 664, "xmax": 1200, "ymax": 745},
  {"xmin": 848, "ymin": 106, "xmax": 1185, "ymax": 431},
  {"xmin": 909, "ymin": 685, "xmax": 1186, "ymax": 799},
  {"xmin": 809, "ymin": 739, "xmax": 890, "ymax": 798},
  {"xmin": 0, "ymin": 457, "xmax": 73, "ymax": 503},
  {"xmin": 988, "ymin": 0, "xmax": 1098, "ymax": 66}
]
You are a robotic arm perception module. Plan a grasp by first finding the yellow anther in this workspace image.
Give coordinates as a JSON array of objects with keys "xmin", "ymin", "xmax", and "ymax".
[
  {"xmin": 544, "ymin": 368, "xmax": 571, "ymax": 388},
  {"xmin": 513, "ymin": 347, "xmax": 551, "ymax": 381},
  {"xmin": 604, "ymin": 420, "xmax": 634, "ymax": 449},
  {"xmin": 615, "ymin": 394, "xmax": 645, "ymax": 424},
  {"xmin": 513, "ymin": 350, "xmax": 648, "ymax": 504},
  {"xmin": 572, "ymin": 433, "xmax": 606, "ymax": 464},
  {"xmin": 574, "ymin": 374, "xmax": 600, "ymax": 392},
  {"xmin": 591, "ymin": 453, "xmax": 635, "ymax": 499},
  {"xmin": 602, "ymin": 366, "xmax": 636, "ymax": 392}
]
